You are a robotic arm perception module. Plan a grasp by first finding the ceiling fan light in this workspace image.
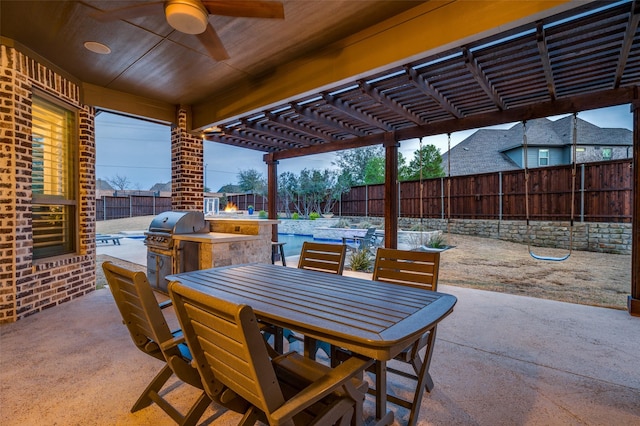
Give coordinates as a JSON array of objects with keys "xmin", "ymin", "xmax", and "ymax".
[{"xmin": 165, "ymin": 1, "xmax": 208, "ymax": 35}]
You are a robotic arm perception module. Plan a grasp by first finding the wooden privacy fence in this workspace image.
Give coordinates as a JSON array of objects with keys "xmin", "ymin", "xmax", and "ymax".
[
  {"xmin": 340, "ymin": 159, "xmax": 633, "ymax": 223},
  {"xmin": 97, "ymin": 195, "xmax": 172, "ymax": 221},
  {"xmin": 98, "ymin": 160, "xmax": 632, "ymax": 223}
]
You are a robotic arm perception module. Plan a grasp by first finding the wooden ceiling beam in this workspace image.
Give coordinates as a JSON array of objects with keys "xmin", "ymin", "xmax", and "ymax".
[
  {"xmin": 405, "ymin": 66, "xmax": 463, "ymax": 119},
  {"xmin": 290, "ymin": 101, "xmax": 368, "ymax": 137},
  {"xmin": 536, "ymin": 22, "xmax": 557, "ymax": 100},
  {"xmin": 240, "ymin": 118, "xmax": 316, "ymax": 147},
  {"xmin": 205, "ymin": 133, "xmax": 273, "ymax": 152},
  {"xmin": 358, "ymin": 80, "xmax": 425, "ymax": 125},
  {"xmin": 264, "ymin": 111, "xmax": 339, "ymax": 143},
  {"xmin": 221, "ymin": 127, "xmax": 295, "ymax": 151},
  {"xmin": 614, "ymin": 0, "xmax": 640, "ymax": 89},
  {"xmin": 322, "ymin": 92, "xmax": 394, "ymax": 131},
  {"xmin": 463, "ymin": 46, "xmax": 507, "ymax": 110}
]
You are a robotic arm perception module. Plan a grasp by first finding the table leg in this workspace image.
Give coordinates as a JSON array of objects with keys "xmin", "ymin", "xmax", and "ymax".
[
  {"xmin": 274, "ymin": 327, "xmax": 284, "ymax": 354},
  {"xmin": 376, "ymin": 360, "xmax": 388, "ymax": 421}
]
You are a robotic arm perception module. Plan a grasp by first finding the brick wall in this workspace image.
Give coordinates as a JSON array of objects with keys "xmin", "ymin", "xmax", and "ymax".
[
  {"xmin": 0, "ymin": 45, "xmax": 96, "ymax": 323},
  {"xmin": 171, "ymin": 107, "xmax": 203, "ymax": 211}
]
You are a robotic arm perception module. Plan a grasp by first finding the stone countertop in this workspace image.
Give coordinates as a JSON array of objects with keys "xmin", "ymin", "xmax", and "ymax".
[
  {"xmin": 205, "ymin": 217, "xmax": 280, "ymax": 225},
  {"xmin": 172, "ymin": 232, "xmax": 260, "ymax": 243}
]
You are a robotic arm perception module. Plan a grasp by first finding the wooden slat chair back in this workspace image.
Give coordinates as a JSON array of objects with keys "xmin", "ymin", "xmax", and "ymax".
[
  {"xmin": 371, "ymin": 248, "xmax": 442, "ymax": 425},
  {"xmin": 168, "ymin": 280, "xmax": 371, "ymax": 426},
  {"xmin": 296, "ymin": 242, "xmax": 347, "ymax": 360},
  {"xmin": 372, "ymin": 248, "xmax": 440, "ymax": 290},
  {"xmin": 297, "ymin": 241, "xmax": 346, "ymax": 274},
  {"xmin": 102, "ymin": 261, "xmax": 212, "ymax": 426}
]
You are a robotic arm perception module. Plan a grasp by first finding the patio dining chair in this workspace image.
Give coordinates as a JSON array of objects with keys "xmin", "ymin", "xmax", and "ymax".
[
  {"xmin": 263, "ymin": 242, "xmax": 348, "ymax": 354},
  {"xmin": 297, "ymin": 242, "xmax": 347, "ymax": 362},
  {"xmin": 297, "ymin": 241, "xmax": 347, "ymax": 274},
  {"xmin": 370, "ymin": 248, "xmax": 441, "ymax": 421},
  {"xmin": 102, "ymin": 262, "xmax": 247, "ymax": 426},
  {"xmin": 342, "ymin": 227, "xmax": 381, "ymax": 252},
  {"xmin": 168, "ymin": 280, "xmax": 372, "ymax": 426}
]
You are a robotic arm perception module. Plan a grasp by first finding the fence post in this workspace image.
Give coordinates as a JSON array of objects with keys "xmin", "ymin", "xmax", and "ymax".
[
  {"xmin": 580, "ymin": 163, "xmax": 585, "ymax": 222},
  {"xmin": 398, "ymin": 181, "xmax": 401, "ymax": 217},
  {"xmin": 440, "ymin": 177, "xmax": 445, "ymax": 219},
  {"xmin": 129, "ymin": 195, "xmax": 133, "ymax": 217},
  {"xmin": 365, "ymin": 185, "xmax": 369, "ymax": 217},
  {"xmin": 103, "ymin": 197, "xmax": 106, "ymax": 221},
  {"xmin": 499, "ymin": 172, "xmax": 503, "ymax": 222}
]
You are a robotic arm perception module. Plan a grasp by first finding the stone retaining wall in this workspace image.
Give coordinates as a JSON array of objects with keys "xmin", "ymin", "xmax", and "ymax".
[{"xmin": 278, "ymin": 217, "xmax": 632, "ymax": 255}]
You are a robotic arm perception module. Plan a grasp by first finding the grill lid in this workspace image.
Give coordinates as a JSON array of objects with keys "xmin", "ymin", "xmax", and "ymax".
[{"xmin": 147, "ymin": 211, "xmax": 208, "ymax": 234}]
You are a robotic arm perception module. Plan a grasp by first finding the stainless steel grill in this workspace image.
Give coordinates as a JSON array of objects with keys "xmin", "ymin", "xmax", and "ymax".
[{"xmin": 144, "ymin": 211, "xmax": 209, "ymax": 293}]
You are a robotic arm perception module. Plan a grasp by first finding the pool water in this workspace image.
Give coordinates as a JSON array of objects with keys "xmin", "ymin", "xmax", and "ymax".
[{"xmin": 277, "ymin": 234, "xmax": 341, "ymax": 257}]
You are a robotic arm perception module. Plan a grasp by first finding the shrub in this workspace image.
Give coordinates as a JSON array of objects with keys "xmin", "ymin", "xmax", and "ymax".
[
  {"xmin": 258, "ymin": 210, "xmax": 268, "ymax": 218},
  {"xmin": 410, "ymin": 223, "xmax": 430, "ymax": 232},
  {"xmin": 309, "ymin": 212, "xmax": 321, "ymax": 220},
  {"xmin": 332, "ymin": 218, "xmax": 351, "ymax": 228},
  {"xmin": 428, "ymin": 233, "xmax": 447, "ymax": 248},
  {"xmin": 349, "ymin": 248, "xmax": 372, "ymax": 272},
  {"xmin": 292, "ymin": 212, "xmax": 300, "ymax": 220}
]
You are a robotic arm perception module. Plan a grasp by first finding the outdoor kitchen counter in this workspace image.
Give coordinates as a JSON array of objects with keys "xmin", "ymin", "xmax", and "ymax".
[{"xmin": 172, "ymin": 232, "xmax": 260, "ymax": 243}]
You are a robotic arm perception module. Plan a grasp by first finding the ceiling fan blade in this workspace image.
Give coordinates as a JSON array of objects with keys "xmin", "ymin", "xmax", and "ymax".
[
  {"xmin": 201, "ymin": 1, "xmax": 284, "ymax": 19},
  {"xmin": 90, "ymin": 2, "xmax": 164, "ymax": 22},
  {"xmin": 197, "ymin": 23, "xmax": 230, "ymax": 61}
]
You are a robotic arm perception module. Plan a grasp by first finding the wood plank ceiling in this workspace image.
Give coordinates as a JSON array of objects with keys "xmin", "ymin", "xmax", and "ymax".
[{"xmin": 205, "ymin": 0, "xmax": 640, "ymax": 160}]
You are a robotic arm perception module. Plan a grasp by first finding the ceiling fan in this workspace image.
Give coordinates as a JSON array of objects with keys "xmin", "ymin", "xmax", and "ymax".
[{"xmin": 93, "ymin": 0, "xmax": 285, "ymax": 61}]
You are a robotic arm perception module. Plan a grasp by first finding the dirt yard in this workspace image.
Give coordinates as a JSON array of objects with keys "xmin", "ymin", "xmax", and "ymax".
[{"xmin": 97, "ymin": 216, "xmax": 632, "ymax": 310}]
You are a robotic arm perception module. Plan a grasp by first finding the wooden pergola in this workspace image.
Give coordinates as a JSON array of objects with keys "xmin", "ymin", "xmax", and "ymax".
[{"xmin": 199, "ymin": 1, "xmax": 640, "ymax": 315}]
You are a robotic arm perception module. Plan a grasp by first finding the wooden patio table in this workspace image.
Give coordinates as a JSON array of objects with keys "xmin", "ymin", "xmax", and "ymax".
[{"xmin": 167, "ymin": 263, "xmax": 457, "ymax": 425}]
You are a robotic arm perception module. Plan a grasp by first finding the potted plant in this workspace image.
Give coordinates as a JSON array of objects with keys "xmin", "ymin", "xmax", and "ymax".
[{"xmin": 247, "ymin": 205, "xmax": 254, "ymax": 215}]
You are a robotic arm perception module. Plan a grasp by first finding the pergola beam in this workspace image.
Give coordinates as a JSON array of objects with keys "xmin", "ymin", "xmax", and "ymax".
[{"xmin": 269, "ymin": 87, "xmax": 637, "ymax": 160}]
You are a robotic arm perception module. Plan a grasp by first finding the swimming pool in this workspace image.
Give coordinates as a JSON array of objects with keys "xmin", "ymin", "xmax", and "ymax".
[{"xmin": 277, "ymin": 234, "xmax": 341, "ymax": 257}]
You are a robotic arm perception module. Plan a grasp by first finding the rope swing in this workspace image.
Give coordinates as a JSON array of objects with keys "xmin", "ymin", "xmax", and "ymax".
[{"xmin": 523, "ymin": 113, "xmax": 577, "ymax": 261}]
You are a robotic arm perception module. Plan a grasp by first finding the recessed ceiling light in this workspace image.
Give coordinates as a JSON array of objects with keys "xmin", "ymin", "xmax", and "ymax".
[{"xmin": 84, "ymin": 41, "xmax": 111, "ymax": 55}]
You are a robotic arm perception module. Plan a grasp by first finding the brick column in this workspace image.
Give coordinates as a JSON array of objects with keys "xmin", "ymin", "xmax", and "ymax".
[
  {"xmin": 0, "ymin": 44, "xmax": 96, "ymax": 323},
  {"xmin": 171, "ymin": 106, "xmax": 204, "ymax": 211}
]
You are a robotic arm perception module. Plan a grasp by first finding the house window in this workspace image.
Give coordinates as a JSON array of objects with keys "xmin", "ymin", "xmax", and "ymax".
[
  {"xmin": 538, "ymin": 149, "xmax": 549, "ymax": 166},
  {"xmin": 602, "ymin": 148, "xmax": 612, "ymax": 160},
  {"xmin": 32, "ymin": 95, "xmax": 77, "ymax": 259}
]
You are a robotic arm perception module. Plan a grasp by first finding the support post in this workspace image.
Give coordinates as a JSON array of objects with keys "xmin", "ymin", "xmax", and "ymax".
[
  {"xmin": 629, "ymin": 101, "xmax": 640, "ymax": 316},
  {"xmin": 265, "ymin": 154, "xmax": 279, "ymax": 242},
  {"xmin": 384, "ymin": 133, "xmax": 399, "ymax": 249}
]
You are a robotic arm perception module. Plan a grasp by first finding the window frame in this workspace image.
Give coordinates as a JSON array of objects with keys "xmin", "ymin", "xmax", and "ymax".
[
  {"xmin": 31, "ymin": 91, "xmax": 80, "ymax": 260},
  {"xmin": 602, "ymin": 147, "xmax": 613, "ymax": 160},
  {"xmin": 538, "ymin": 148, "xmax": 549, "ymax": 166}
]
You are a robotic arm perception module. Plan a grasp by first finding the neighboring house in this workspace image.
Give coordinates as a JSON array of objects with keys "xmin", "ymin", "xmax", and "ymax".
[
  {"xmin": 149, "ymin": 182, "xmax": 172, "ymax": 195},
  {"xmin": 441, "ymin": 117, "xmax": 633, "ymax": 176},
  {"xmin": 96, "ymin": 178, "xmax": 114, "ymax": 191}
]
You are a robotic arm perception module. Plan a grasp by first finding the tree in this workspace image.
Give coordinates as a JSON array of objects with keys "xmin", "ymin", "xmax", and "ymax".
[
  {"xmin": 403, "ymin": 144, "xmax": 445, "ymax": 181},
  {"xmin": 332, "ymin": 146, "xmax": 384, "ymax": 186},
  {"xmin": 363, "ymin": 156, "xmax": 385, "ymax": 185},
  {"xmin": 106, "ymin": 174, "xmax": 131, "ymax": 190},
  {"xmin": 218, "ymin": 183, "xmax": 241, "ymax": 193},
  {"xmin": 278, "ymin": 171, "xmax": 298, "ymax": 217},
  {"xmin": 237, "ymin": 169, "xmax": 266, "ymax": 195}
]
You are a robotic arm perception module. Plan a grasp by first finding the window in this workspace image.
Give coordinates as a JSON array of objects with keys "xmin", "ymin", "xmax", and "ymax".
[
  {"xmin": 602, "ymin": 148, "xmax": 612, "ymax": 160},
  {"xmin": 32, "ymin": 95, "xmax": 77, "ymax": 259},
  {"xmin": 538, "ymin": 149, "xmax": 549, "ymax": 166}
]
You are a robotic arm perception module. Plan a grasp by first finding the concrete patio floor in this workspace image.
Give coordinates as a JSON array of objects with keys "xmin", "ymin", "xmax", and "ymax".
[{"xmin": 1, "ymin": 238, "xmax": 639, "ymax": 425}]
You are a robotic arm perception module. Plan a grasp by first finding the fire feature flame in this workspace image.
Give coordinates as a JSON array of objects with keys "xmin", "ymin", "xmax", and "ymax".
[{"xmin": 224, "ymin": 201, "xmax": 238, "ymax": 212}]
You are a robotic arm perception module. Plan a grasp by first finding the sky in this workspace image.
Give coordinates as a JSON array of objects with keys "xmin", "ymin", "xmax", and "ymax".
[{"xmin": 95, "ymin": 104, "xmax": 633, "ymax": 192}]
